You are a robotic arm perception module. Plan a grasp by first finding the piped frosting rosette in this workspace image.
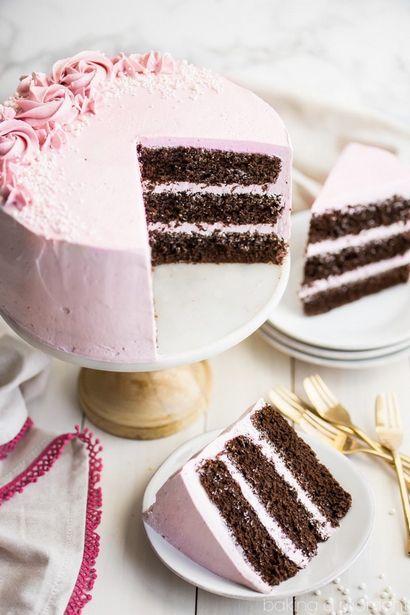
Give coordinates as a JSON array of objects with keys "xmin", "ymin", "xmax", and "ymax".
[{"xmin": 0, "ymin": 51, "xmax": 176, "ymax": 208}]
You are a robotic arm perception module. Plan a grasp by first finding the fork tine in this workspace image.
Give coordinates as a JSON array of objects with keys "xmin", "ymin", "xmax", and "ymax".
[
  {"xmin": 375, "ymin": 394, "xmax": 386, "ymax": 428},
  {"xmin": 312, "ymin": 374, "xmax": 337, "ymax": 408},
  {"xmin": 388, "ymin": 392, "xmax": 402, "ymax": 429},
  {"xmin": 274, "ymin": 385, "xmax": 307, "ymax": 413},
  {"xmin": 271, "ymin": 386, "xmax": 341, "ymax": 440},
  {"xmin": 392, "ymin": 393, "xmax": 402, "ymax": 429},
  {"xmin": 303, "ymin": 377, "xmax": 330, "ymax": 414}
]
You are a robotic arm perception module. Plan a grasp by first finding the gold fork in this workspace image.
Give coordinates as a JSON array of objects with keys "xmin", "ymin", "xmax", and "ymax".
[
  {"xmin": 375, "ymin": 393, "xmax": 410, "ymax": 555},
  {"xmin": 270, "ymin": 386, "xmax": 410, "ymax": 485},
  {"xmin": 303, "ymin": 374, "xmax": 410, "ymax": 467}
]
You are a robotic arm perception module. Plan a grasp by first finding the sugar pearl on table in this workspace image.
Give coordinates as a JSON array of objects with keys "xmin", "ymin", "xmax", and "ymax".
[
  {"xmin": 358, "ymin": 582, "xmax": 367, "ymax": 590},
  {"xmin": 357, "ymin": 598, "xmax": 366, "ymax": 607},
  {"xmin": 333, "ymin": 577, "xmax": 341, "ymax": 584},
  {"xmin": 388, "ymin": 508, "xmax": 396, "ymax": 515},
  {"xmin": 314, "ymin": 589, "xmax": 322, "ymax": 596}
]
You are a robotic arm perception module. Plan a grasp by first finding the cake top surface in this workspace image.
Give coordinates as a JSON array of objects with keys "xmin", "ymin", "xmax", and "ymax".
[
  {"xmin": 313, "ymin": 142, "xmax": 410, "ymax": 214},
  {"xmin": 0, "ymin": 51, "xmax": 290, "ymax": 249}
]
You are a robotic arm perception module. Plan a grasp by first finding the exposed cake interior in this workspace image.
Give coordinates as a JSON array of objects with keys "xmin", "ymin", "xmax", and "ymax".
[
  {"xmin": 300, "ymin": 143, "xmax": 410, "ymax": 315},
  {"xmin": 144, "ymin": 399, "xmax": 351, "ymax": 593},
  {"xmin": 138, "ymin": 139, "xmax": 289, "ymax": 265}
]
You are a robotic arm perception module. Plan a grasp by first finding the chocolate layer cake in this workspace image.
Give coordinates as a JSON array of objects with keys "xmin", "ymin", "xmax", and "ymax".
[
  {"xmin": 144, "ymin": 400, "xmax": 351, "ymax": 592},
  {"xmin": 0, "ymin": 50, "xmax": 291, "ymax": 364},
  {"xmin": 300, "ymin": 143, "xmax": 410, "ymax": 315},
  {"xmin": 138, "ymin": 140, "xmax": 289, "ymax": 265}
]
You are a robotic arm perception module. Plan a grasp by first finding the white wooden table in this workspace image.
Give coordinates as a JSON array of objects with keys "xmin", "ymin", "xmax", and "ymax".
[{"xmin": 2, "ymin": 317, "xmax": 409, "ymax": 615}]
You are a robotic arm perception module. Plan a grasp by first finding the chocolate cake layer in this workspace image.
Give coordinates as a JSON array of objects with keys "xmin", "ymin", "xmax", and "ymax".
[
  {"xmin": 252, "ymin": 405, "xmax": 352, "ymax": 526},
  {"xmin": 144, "ymin": 192, "xmax": 283, "ymax": 225},
  {"xmin": 303, "ymin": 232, "xmax": 410, "ymax": 283},
  {"xmin": 149, "ymin": 231, "xmax": 288, "ymax": 265},
  {"xmin": 199, "ymin": 458, "xmax": 299, "ymax": 586},
  {"xmin": 302, "ymin": 265, "xmax": 410, "ymax": 315},
  {"xmin": 138, "ymin": 145, "xmax": 282, "ymax": 185},
  {"xmin": 308, "ymin": 196, "xmax": 410, "ymax": 243},
  {"xmin": 225, "ymin": 436, "xmax": 321, "ymax": 554}
]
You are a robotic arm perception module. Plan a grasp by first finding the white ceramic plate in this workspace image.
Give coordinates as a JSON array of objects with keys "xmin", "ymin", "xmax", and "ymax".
[
  {"xmin": 143, "ymin": 429, "xmax": 374, "ymax": 600},
  {"xmin": 1, "ymin": 259, "xmax": 289, "ymax": 372},
  {"xmin": 259, "ymin": 327, "xmax": 410, "ymax": 369},
  {"xmin": 269, "ymin": 211, "xmax": 410, "ymax": 351},
  {"xmin": 261, "ymin": 322, "xmax": 410, "ymax": 360}
]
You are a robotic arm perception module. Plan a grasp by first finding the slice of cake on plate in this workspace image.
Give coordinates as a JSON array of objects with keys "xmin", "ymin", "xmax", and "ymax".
[
  {"xmin": 299, "ymin": 143, "xmax": 410, "ymax": 315},
  {"xmin": 143, "ymin": 399, "xmax": 351, "ymax": 593}
]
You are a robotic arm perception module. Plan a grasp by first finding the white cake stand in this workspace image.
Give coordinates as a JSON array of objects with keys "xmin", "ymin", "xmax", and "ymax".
[{"xmin": 2, "ymin": 259, "xmax": 289, "ymax": 439}]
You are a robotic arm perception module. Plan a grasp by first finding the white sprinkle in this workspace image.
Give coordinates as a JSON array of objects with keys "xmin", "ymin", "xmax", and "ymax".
[
  {"xmin": 385, "ymin": 602, "xmax": 393, "ymax": 609},
  {"xmin": 378, "ymin": 573, "xmax": 385, "ymax": 579},
  {"xmin": 314, "ymin": 589, "xmax": 322, "ymax": 596},
  {"xmin": 342, "ymin": 588, "xmax": 350, "ymax": 595},
  {"xmin": 357, "ymin": 598, "xmax": 366, "ymax": 607},
  {"xmin": 388, "ymin": 508, "xmax": 396, "ymax": 515},
  {"xmin": 325, "ymin": 598, "xmax": 334, "ymax": 605},
  {"xmin": 358, "ymin": 582, "xmax": 367, "ymax": 590}
]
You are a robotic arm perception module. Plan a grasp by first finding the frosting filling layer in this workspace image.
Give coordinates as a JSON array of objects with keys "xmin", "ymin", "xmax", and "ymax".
[{"xmin": 300, "ymin": 249, "xmax": 410, "ymax": 298}]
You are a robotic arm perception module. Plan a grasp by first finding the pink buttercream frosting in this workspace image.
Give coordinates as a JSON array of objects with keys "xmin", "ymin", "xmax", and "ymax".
[
  {"xmin": 16, "ymin": 83, "xmax": 78, "ymax": 128},
  {"xmin": 52, "ymin": 51, "xmax": 113, "ymax": 108},
  {"xmin": 0, "ymin": 50, "xmax": 180, "ymax": 208},
  {"xmin": 17, "ymin": 72, "xmax": 51, "ymax": 97},
  {"xmin": 112, "ymin": 51, "xmax": 176, "ymax": 77},
  {"xmin": 0, "ymin": 119, "xmax": 39, "ymax": 161},
  {"xmin": 0, "ymin": 120, "xmax": 40, "ymax": 207},
  {"xmin": 0, "ymin": 105, "xmax": 17, "ymax": 121}
]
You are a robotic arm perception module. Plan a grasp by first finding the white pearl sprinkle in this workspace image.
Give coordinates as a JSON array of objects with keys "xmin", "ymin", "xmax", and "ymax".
[
  {"xmin": 358, "ymin": 582, "xmax": 367, "ymax": 590},
  {"xmin": 314, "ymin": 589, "xmax": 322, "ymax": 596},
  {"xmin": 385, "ymin": 601, "xmax": 393, "ymax": 609},
  {"xmin": 333, "ymin": 577, "xmax": 341, "ymax": 584},
  {"xmin": 357, "ymin": 598, "xmax": 366, "ymax": 607},
  {"xmin": 388, "ymin": 508, "xmax": 396, "ymax": 515},
  {"xmin": 379, "ymin": 573, "xmax": 385, "ymax": 579}
]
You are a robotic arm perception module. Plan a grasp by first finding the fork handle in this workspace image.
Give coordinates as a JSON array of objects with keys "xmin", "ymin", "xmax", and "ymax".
[
  {"xmin": 392, "ymin": 450, "xmax": 410, "ymax": 555},
  {"xmin": 331, "ymin": 421, "xmax": 410, "ymax": 471}
]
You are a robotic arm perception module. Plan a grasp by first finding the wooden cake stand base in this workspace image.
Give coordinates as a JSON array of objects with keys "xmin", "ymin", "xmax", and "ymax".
[{"xmin": 78, "ymin": 360, "xmax": 211, "ymax": 440}]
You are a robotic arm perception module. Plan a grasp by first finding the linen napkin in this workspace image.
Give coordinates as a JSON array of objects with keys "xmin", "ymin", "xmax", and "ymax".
[
  {"xmin": 0, "ymin": 335, "xmax": 103, "ymax": 615},
  {"xmin": 228, "ymin": 64, "xmax": 410, "ymax": 211}
]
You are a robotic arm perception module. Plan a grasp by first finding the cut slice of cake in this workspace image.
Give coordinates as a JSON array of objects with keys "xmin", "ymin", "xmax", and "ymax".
[
  {"xmin": 300, "ymin": 143, "xmax": 410, "ymax": 315},
  {"xmin": 143, "ymin": 399, "xmax": 352, "ymax": 593}
]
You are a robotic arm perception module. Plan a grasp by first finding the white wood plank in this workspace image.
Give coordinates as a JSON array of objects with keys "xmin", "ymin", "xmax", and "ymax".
[
  {"xmin": 197, "ymin": 334, "xmax": 294, "ymax": 615},
  {"xmin": 84, "ymin": 417, "xmax": 204, "ymax": 615},
  {"xmin": 205, "ymin": 333, "xmax": 292, "ymax": 431},
  {"xmin": 294, "ymin": 359, "xmax": 410, "ymax": 614}
]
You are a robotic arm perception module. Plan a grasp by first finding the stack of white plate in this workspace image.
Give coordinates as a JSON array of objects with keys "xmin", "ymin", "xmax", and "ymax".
[{"xmin": 260, "ymin": 211, "xmax": 410, "ymax": 369}]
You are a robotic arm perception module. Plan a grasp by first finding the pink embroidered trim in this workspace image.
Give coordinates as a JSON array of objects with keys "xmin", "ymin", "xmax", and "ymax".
[
  {"xmin": 0, "ymin": 425, "xmax": 103, "ymax": 615},
  {"xmin": 0, "ymin": 417, "xmax": 33, "ymax": 460},
  {"xmin": 65, "ymin": 426, "xmax": 103, "ymax": 615}
]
